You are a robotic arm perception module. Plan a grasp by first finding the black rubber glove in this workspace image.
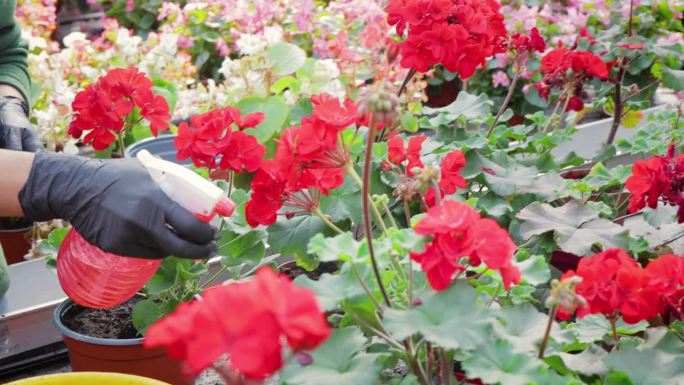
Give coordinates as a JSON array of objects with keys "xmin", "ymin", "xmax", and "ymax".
[
  {"xmin": 0, "ymin": 96, "xmax": 42, "ymax": 152},
  {"xmin": 19, "ymin": 152, "xmax": 218, "ymax": 259}
]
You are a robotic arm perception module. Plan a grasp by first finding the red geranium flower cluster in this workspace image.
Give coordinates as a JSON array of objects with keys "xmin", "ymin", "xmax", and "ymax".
[
  {"xmin": 174, "ymin": 107, "xmax": 266, "ymax": 173},
  {"xmin": 535, "ymin": 46, "xmax": 609, "ymax": 112},
  {"xmin": 625, "ymin": 144, "xmax": 684, "ymax": 222},
  {"xmin": 497, "ymin": 27, "xmax": 546, "ymax": 72},
  {"xmin": 69, "ymin": 67, "xmax": 171, "ymax": 150},
  {"xmin": 411, "ymin": 199, "xmax": 520, "ymax": 291},
  {"xmin": 144, "ymin": 267, "xmax": 330, "ymax": 380},
  {"xmin": 559, "ymin": 250, "xmax": 684, "ymax": 324},
  {"xmin": 384, "ymin": 134, "xmax": 467, "ymax": 206},
  {"xmin": 245, "ymin": 94, "xmax": 357, "ymax": 227},
  {"xmin": 386, "ymin": 0, "xmax": 507, "ymax": 78}
]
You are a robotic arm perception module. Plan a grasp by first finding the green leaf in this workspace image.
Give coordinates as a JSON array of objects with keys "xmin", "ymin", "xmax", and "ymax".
[
  {"xmin": 494, "ymin": 303, "xmax": 572, "ymax": 355},
  {"xmin": 132, "ymin": 299, "xmax": 161, "ymax": 335},
  {"xmin": 401, "ymin": 112, "xmax": 419, "ymax": 133},
  {"xmin": 145, "ymin": 257, "xmax": 194, "ymax": 295},
  {"xmin": 272, "ymin": 76, "xmax": 301, "ymax": 94},
  {"xmin": 461, "ymin": 339, "xmax": 544, "ymax": 385},
  {"xmin": 319, "ymin": 175, "xmax": 362, "ymax": 224},
  {"xmin": 267, "ymin": 42, "xmax": 307, "ymax": 76},
  {"xmin": 384, "ymin": 281, "xmax": 493, "ymax": 351},
  {"xmin": 604, "ymin": 345, "xmax": 684, "ymax": 385},
  {"xmin": 661, "ymin": 67, "xmax": 684, "ymax": 91},
  {"xmin": 236, "ymin": 95, "xmax": 289, "ymax": 142},
  {"xmin": 604, "ymin": 372, "xmax": 635, "ymax": 385},
  {"xmin": 423, "ymin": 91, "xmax": 491, "ymax": 122},
  {"xmin": 516, "ymin": 255, "xmax": 550, "ymax": 286},
  {"xmin": 559, "ymin": 345, "xmax": 608, "ymax": 376},
  {"xmin": 307, "ymin": 233, "xmax": 361, "ymax": 263},
  {"xmin": 282, "ymin": 328, "xmax": 382, "ymax": 385},
  {"xmin": 267, "ymin": 215, "xmax": 335, "ymax": 261},
  {"xmin": 517, "ymin": 200, "xmax": 629, "ymax": 255},
  {"xmin": 570, "ymin": 315, "xmax": 649, "ymax": 343},
  {"xmin": 477, "ymin": 192, "xmax": 513, "ymax": 217},
  {"xmin": 294, "ymin": 264, "xmax": 369, "ymax": 311},
  {"xmin": 218, "ymin": 229, "xmax": 266, "ymax": 267}
]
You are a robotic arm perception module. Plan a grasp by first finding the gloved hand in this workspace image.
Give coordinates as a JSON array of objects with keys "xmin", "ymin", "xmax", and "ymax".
[
  {"xmin": 19, "ymin": 152, "xmax": 218, "ymax": 259},
  {"xmin": 0, "ymin": 96, "xmax": 42, "ymax": 152}
]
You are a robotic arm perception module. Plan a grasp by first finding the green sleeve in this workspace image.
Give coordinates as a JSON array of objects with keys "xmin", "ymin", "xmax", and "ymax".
[
  {"xmin": 0, "ymin": 0, "xmax": 30, "ymax": 103},
  {"xmin": 0, "ymin": 246, "xmax": 9, "ymax": 298}
]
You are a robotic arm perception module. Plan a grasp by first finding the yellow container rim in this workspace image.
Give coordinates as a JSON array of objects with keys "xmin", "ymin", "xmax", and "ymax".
[{"xmin": 6, "ymin": 372, "xmax": 171, "ymax": 385}]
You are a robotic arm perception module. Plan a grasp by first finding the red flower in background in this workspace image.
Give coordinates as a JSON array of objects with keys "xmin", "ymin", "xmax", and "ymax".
[
  {"xmin": 387, "ymin": 0, "xmax": 507, "ymax": 78},
  {"xmin": 174, "ymin": 107, "xmax": 265, "ymax": 173},
  {"xmin": 557, "ymin": 250, "xmax": 684, "ymax": 324},
  {"xmin": 411, "ymin": 199, "xmax": 519, "ymax": 291},
  {"xmin": 384, "ymin": 134, "xmax": 468, "ymax": 207},
  {"xmin": 536, "ymin": 47, "xmax": 609, "ymax": 112},
  {"xmin": 626, "ymin": 144, "xmax": 684, "ymax": 222},
  {"xmin": 69, "ymin": 67, "xmax": 171, "ymax": 150},
  {"xmin": 145, "ymin": 267, "xmax": 330, "ymax": 380},
  {"xmin": 245, "ymin": 95, "xmax": 355, "ymax": 227}
]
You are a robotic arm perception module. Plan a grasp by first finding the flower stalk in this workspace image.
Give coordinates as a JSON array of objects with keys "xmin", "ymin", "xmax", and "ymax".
[
  {"xmin": 362, "ymin": 116, "xmax": 393, "ymax": 308},
  {"xmin": 487, "ymin": 73, "xmax": 519, "ymax": 138},
  {"xmin": 538, "ymin": 305, "xmax": 558, "ymax": 359}
]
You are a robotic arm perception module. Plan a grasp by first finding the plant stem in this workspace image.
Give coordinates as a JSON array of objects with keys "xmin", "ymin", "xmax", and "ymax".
[
  {"xmin": 117, "ymin": 133, "xmax": 125, "ymax": 158},
  {"xmin": 542, "ymin": 94, "xmax": 565, "ymax": 133},
  {"xmin": 487, "ymin": 73, "xmax": 519, "ymax": 138},
  {"xmin": 362, "ymin": 117, "xmax": 393, "ymax": 308},
  {"xmin": 610, "ymin": 315, "xmax": 620, "ymax": 350},
  {"xmin": 383, "ymin": 201, "xmax": 399, "ymax": 228},
  {"xmin": 313, "ymin": 207, "xmax": 345, "ymax": 235},
  {"xmin": 405, "ymin": 342, "xmax": 431, "ymax": 385},
  {"xmin": 538, "ymin": 305, "xmax": 558, "ymax": 359},
  {"xmin": 350, "ymin": 261, "xmax": 383, "ymax": 310},
  {"xmin": 202, "ymin": 264, "xmax": 229, "ymax": 289},
  {"xmin": 606, "ymin": 0, "xmax": 634, "ymax": 145},
  {"xmin": 398, "ymin": 68, "xmax": 417, "ymax": 98},
  {"xmin": 431, "ymin": 179, "xmax": 442, "ymax": 206},
  {"xmin": 404, "ymin": 198, "xmax": 414, "ymax": 305},
  {"xmin": 347, "ymin": 164, "xmax": 389, "ymax": 235},
  {"xmin": 440, "ymin": 349, "xmax": 452, "ymax": 385}
]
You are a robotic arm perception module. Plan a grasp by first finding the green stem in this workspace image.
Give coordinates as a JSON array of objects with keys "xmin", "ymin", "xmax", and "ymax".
[
  {"xmin": 347, "ymin": 164, "xmax": 389, "ymax": 235},
  {"xmin": 542, "ymin": 94, "xmax": 565, "ymax": 134},
  {"xmin": 405, "ymin": 198, "xmax": 414, "ymax": 306},
  {"xmin": 487, "ymin": 73, "xmax": 519, "ymax": 138},
  {"xmin": 405, "ymin": 341, "xmax": 431, "ymax": 385},
  {"xmin": 313, "ymin": 208, "xmax": 344, "ymax": 235},
  {"xmin": 383, "ymin": 201, "xmax": 399, "ymax": 228},
  {"xmin": 440, "ymin": 349, "xmax": 452, "ymax": 385},
  {"xmin": 201, "ymin": 264, "xmax": 229, "ymax": 289},
  {"xmin": 610, "ymin": 315, "xmax": 620, "ymax": 350},
  {"xmin": 118, "ymin": 133, "xmax": 126, "ymax": 158},
  {"xmin": 350, "ymin": 261, "xmax": 382, "ymax": 310},
  {"xmin": 538, "ymin": 306, "xmax": 557, "ymax": 359},
  {"xmin": 362, "ymin": 119, "xmax": 392, "ymax": 308}
]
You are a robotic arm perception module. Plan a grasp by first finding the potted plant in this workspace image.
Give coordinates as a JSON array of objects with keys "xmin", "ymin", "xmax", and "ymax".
[
  {"xmin": 127, "ymin": 1, "xmax": 683, "ymax": 385},
  {"xmin": 0, "ymin": 217, "xmax": 33, "ymax": 265}
]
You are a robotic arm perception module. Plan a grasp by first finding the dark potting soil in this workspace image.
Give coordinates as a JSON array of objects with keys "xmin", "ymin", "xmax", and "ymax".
[
  {"xmin": 281, "ymin": 261, "xmax": 339, "ymax": 281},
  {"xmin": 61, "ymin": 297, "xmax": 141, "ymax": 339}
]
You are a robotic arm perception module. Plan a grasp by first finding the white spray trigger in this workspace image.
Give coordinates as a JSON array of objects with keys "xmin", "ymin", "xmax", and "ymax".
[{"xmin": 136, "ymin": 149, "xmax": 224, "ymax": 218}]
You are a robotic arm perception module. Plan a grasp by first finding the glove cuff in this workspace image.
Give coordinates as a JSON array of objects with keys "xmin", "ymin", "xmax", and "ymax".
[{"xmin": 18, "ymin": 152, "xmax": 100, "ymax": 222}]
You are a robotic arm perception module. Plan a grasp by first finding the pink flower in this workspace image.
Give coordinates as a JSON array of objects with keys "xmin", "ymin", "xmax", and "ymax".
[{"xmin": 492, "ymin": 71, "xmax": 510, "ymax": 88}]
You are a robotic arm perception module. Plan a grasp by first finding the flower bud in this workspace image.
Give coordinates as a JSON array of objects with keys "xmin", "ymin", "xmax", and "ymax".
[{"xmin": 545, "ymin": 276, "xmax": 587, "ymax": 317}]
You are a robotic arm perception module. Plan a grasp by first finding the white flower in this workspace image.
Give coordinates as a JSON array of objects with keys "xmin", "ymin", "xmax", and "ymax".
[
  {"xmin": 218, "ymin": 58, "xmax": 240, "ymax": 79},
  {"xmin": 62, "ymin": 140, "xmax": 79, "ymax": 155},
  {"xmin": 63, "ymin": 32, "xmax": 87, "ymax": 48},
  {"xmin": 313, "ymin": 59, "xmax": 340, "ymax": 81},
  {"xmin": 263, "ymin": 25, "xmax": 283, "ymax": 45},
  {"xmin": 236, "ymin": 34, "xmax": 267, "ymax": 56}
]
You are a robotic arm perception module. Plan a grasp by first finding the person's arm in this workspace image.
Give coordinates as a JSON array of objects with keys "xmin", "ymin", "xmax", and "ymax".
[
  {"xmin": 1, "ymin": 149, "xmax": 218, "ymax": 259},
  {"xmin": 0, "ymin": 0, "xmax": 41, "ymax": 151},
  {"xmin": 0, "ymin": 148, "xmax": 32, "ymax": 215},
  {"xmin": 0, "ymin": 0, "xmax": 30, "ymax": 103}
]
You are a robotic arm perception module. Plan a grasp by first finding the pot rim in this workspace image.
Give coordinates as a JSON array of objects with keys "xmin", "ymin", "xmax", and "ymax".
[
  {"xmin": 53, "ymin": 299, "xmax": 144, "ymax": 346},
  {"xmin": 0, "ymin": 224, "xmax": 33, "ymax": 234},
  {"xmin": 123, "ymin": 134, "xmax": 177, "ymax": 158}
]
